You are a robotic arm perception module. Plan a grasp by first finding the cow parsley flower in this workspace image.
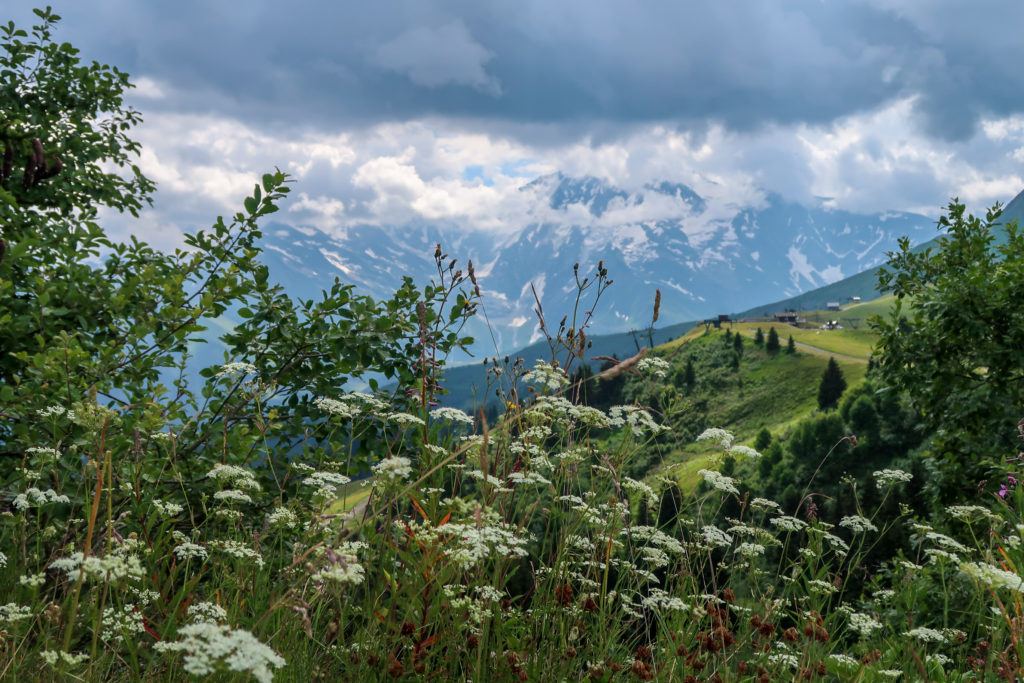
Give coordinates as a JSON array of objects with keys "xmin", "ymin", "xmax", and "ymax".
[
  {"xmin": 873, "ymin": 469, "xmax": 912, "ymax": 486},
  {"xmin": 206, "ymin": 464, "xmax": 260, "ymax": 491},
  {"xmin": 848, "ymin": 611, "xmax": 882, "ymax": 637},
  {"xmin": 152, "ymin": 499, "xmax": 184, "ymax": 519},
  {"xmin": 960, "ymin": 561, "xmax": 1024, "ymax": 593},
  {"xmin": 750, "ymin": 497, "xmax": 782, "ymax": 513},
  {"xmin": 153, "ymin": 622, "xmax": 285, "ymax": 683},
  {"xmin": 385, "ymin": 412, "xmax": 426, "ymax": 427},
  {"xmin": 636, "ymin": 357, "xmax": 670, "ymax": 379},
  {"xmin": 373, "ymin": 456, "xmax": 413, "ymax": 481},
  {"xmin": 728, "ymin": 444, "xmax": 762, "ymax": 459},
  {"xmin": 430, "ymin": 406, "xmax": 475, "ymax": 425},
  {"xmin": 737, "ymin": 542, "xmax": 766, "ymax": 557},
  {"xmin": 839, "ymin": 515, "xmax": 878, "ymax": 534},
  {"xmin": 13, "ymin": 487, "xmax": 70, "ymax": 510},
  {"xmin": 266, "ymin": 506, "xmax": 298, "ymax": 530},
  {"xmin": 523, "ymin": 360, "xmax": 569, "ymax": 391},
  {"xmin": 697, "ymin": 428, "xmax": 735, "ymax": 448},
  {"xmin": 40, "ymin": 651, "xmax": 89, "ymax": 667},
  {"xmin": 905, "ymin": 627, "xmax": 946, "ymax": 643},
  {"xmin": 701, "ymin": 525, "xmax": 733, "ymax": 548},
  {"xmin": 0, "ymin": 603, "xmax": 32, "ymax": 624},
  {"xmin": 173, "ymin": 541, "xmax": 207, "ymax": 562},
  {"xmin": 698, "ymin": 469, "xmax": 739, "ymax": 495},
  {"xmin": 313, "ymin": 396, "xmax": 360, "ymax": 419},
  {"xmin": 770, "ymin": 516, "xmax": 808, "ymax": 533},
  {"xmin": 187, "ymin": 601, "xmax": 229, "ymax": 623},
  {"xmin": 213, "ymin": 489, "xmax": 252, "ymax": 505},
  {"xmin": 50, "ymin": 551, "xmax": 145, "ymax": 583},
  {"xmin": 216, "ymin": 362, "xmax": 257, "ymax": 379}
]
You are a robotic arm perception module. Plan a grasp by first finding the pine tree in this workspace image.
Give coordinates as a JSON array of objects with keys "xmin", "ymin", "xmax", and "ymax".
[
  {"xmin": 754, "ymin": 328, "xmax": 764, "ymax": 346},
  {"xmin": 683, "ymin": 358, "xmax": 696, "ymax": 387},
  {"xmin": 817, "ymin": 357, "xmax": 847, "ymax": 410},
  {"xmin": 787, "ymin": 334, "xmax": 797, "ymax": 354},
  {"xmin": 733, "ymin": 331, "xmax": 743, "ymax": 354},
  {"xmin": 766, "ymin": 327, "xmax": 781, "ymax": 353}
]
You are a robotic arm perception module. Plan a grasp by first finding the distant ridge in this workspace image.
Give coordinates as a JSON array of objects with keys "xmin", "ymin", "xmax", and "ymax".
[{"xmin": 734, "ymin": 188, "xmax": 1024, "ymax": 318}]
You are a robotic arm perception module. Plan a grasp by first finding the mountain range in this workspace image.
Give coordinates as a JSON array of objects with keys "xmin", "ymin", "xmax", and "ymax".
[{"xmin": 258, "ymin": 174, "xmax": 945, "ymax": 357}]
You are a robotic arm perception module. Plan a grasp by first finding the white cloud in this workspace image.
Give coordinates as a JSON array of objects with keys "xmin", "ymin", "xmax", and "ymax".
[
  {"xmin": 103, "ymin": 98, "xmax": 1024, "ymax": 250},
  {"xmin": 373, "ymin": 20, "xmax": 502, "ymax": 96}
]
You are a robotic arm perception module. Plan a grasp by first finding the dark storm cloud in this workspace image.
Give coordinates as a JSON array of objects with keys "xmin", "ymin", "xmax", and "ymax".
[{"xmin": 7, "ymin": 0, "xmax": 1024, "ymax": 142}]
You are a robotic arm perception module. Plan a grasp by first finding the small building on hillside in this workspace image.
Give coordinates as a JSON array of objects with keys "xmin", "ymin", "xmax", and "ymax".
[
  {"xmin": 850, "ymin": 296, "xmax": 861, "ymax": 303},
  {"xmin": 827, "ymin": 302, "xmax": 841, "ymax": 311},
  {"xmin": 774, "ymin": 312, "xmax": 799, "ymax": 324}
]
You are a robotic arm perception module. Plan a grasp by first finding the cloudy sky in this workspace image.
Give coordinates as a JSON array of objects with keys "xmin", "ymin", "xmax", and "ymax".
[{"xmin": 9, "ymin": 1, "xmax": 1024, "ymax": 247}]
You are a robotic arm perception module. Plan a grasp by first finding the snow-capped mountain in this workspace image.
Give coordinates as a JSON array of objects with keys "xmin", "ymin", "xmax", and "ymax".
[{"xmin": 258, "ymin": 174, "xmax": 936, "ymax": 354}]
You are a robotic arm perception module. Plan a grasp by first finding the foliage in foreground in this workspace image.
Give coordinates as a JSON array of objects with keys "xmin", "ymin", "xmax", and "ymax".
[{"xmin": 3, "ymin": 8, "xmax": 1024, "ymax": 682}]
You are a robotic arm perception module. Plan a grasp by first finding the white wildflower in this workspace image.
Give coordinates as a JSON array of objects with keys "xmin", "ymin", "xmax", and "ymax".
[
  {"xmin": 839, "ymin": 515, "xmax": 878, "ymax": 533},
  {"xmin": 373, "ymin": 456, "xmax": 413, "ymax": 481},
  {"xmin": 698, "ymin": 469, "xmax": 739, "ymax": 495},
  {"xmin": 847, "ymin": 611, "xmax": 883, "ymax": 637},
  {"xmin": 206, "ymin": 464, "xmax": 260, "ymax": 491},
  {"xmin": 213, "ymin": 489, "xmax": 252, "ymax": 505},
  {"xmin": 266, "ymin": 506, "xmax": 298, "ymax": 530},
  {"xmin": 435, "ymin": 522, "xmax": 530, "ymax": 568},
  {"xmin": 173, "ymin": 542, "xmax": 208, "ymax": 562},
  {"xmin": 829, "ymin": 653, "xmax": 860, "ymax": 668},
  {"xmin": 212, "ymin": 540, "xmax": 264, "ymax": 569},
  {"xmin": 152, "ymin": 499, "xmax": 184, "ymax": 519},
  {"xmin": 697, "ymin": 428, "xmax": 735, "ymax": 448},
  {"xmin": 188, "ymin": 601, "xmax": 229, "ymax": 623},
  {"xmin": 947, "ymin": 505, "xmax": 996, "ymax": 521},
  {"xmin": 313, "ymin": 396, "xmax": 360, "ymax": 419},
  {"xmin": 523, "ymin": 360, "xmax": 569, "ymax": 391},
  {"xmin": 728, "ymin": 444, "xmax": 762, "ymax": 459},
  {"xmin": 905, "ymin": 627, "xmax": 946, "ymax": 643},
  {"xmin": 873, "ymin": 469, "xmax": 912, "ymax": 486},
  {"xmin": 960, "ymin": 561, "xmax": 1024, "ymax": 593},
  {"xmin": 636, "ymin": 357, "xmax": 670, "ymax": 379},
  {"xmin": 770, "ymin": 516, "xmax": 808, "ymax": 533},
  {"xmin": 12, "ymin": 487, "xmax": 70, "ymax": 510},
  {"xmin": 0, "ymin": 603, "xmax": 33, "ymax": 624},
  {"xmin": 102, "ymin": 604, "xmax": 145, "ymax": 642},
  {"xmin": 50, "ymin": 552, "xmax": 145, "ymax": 583},
  {"xmin": 40, "ymin": 651, "xmax": 89, "ymax": 667},
  {"xmin": 737, "ymin": 542, "xmax": 766, "ymax": 557},
  {"xmin": 808, "ymin": 578, "xmax": 839, "ymax": 594},
  {"xmin": 701, "ymin": 525, "xmax": 733, "ymax": 548},
  {"xmin": 385, "ymin": 411, "xmax": 426, "ymax": 427},
  {"xmin": 750, "ymin": 498, "xmax": 782, "ymax": 513},
  {"xmin": 153, "ymin": 622, "xmax": 285, "ymax": 683},
  {"xmin": 622, "ymin": 477, "xmax": 658, "ymax": 506},
  {"xmin": 925, "ymin": 531, "xmax": 968, "ymax": 554},
  {"xmin": 429, "ymin": 406, "xmax": 474, "ymax": 426},
  {"xmin": 215, "ymin": 362, "xmax": 256, "ymax": 379},
  {"xmin": 609, "ymin": 405, "xmax": 665, "ymax": 437},
  {"xmin": 19, "ymin": 572, "xmax": 46, "ymax": 588}
]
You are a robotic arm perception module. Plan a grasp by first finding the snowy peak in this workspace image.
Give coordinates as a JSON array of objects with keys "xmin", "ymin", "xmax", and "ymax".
[{"xmin": 260, "ymin": 175, "xmax": 940, "ymax": 354}]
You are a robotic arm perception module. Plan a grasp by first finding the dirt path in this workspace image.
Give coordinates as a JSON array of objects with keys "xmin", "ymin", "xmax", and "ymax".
[{"xmin": 791, "ymin": 340, "xmax": 869, "ymax": 363}]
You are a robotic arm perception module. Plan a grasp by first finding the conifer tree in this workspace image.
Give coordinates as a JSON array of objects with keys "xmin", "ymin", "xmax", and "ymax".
[
  {"xmin": 754, "ymin": 328, "xmax": 764, "ymax": 346},
  {"xmin": 787, "ymin": 334, "xmax": 797, "ymax": 354},
  {"xmin": 683, "ymin": 358, "xmax": 696, "ymax": 387},
  {"xmin": 817, "ymin": 357, "xmax": 847, "ymax": 410},
  {"xmin": 766, "ymin": 327, "xmax": 781, "ymax": 353}
]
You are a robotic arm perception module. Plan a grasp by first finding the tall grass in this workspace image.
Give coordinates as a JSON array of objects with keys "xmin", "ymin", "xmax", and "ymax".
[{"xmin": 2, "ymin": 270, "xmax": 1023, "ymax": 682}]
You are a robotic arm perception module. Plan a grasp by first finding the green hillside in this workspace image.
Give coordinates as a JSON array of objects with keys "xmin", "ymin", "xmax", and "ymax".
[{"xmin": 633, "ymin": 318, "xmax": 872, "ymax": 490}]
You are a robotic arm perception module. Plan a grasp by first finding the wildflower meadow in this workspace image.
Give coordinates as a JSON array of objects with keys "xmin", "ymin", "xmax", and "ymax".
[{"xmin": 3, "ymin": 8, "xmax": 1024, "ymax": 682}]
